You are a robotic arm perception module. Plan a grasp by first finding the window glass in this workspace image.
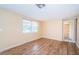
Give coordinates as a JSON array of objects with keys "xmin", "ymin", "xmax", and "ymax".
[
  {"xmin": 22, "ymin": 20, "xmax": 39, "ymax": 33},
  {"xmin": 22, "ymin": 20, "xmax": 31, "ymax": 33},
  {"xmin": 32, "ymin": 21, "xmax": 39, "ymax": 32}
]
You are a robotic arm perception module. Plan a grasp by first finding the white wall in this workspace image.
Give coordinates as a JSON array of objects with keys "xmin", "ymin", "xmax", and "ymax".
[
  {"xmin": 0, "ymin": 9, "xmax": 41, "ymax": 52},
  {"xmin": 76, "ymin": 17, "xmax": 79, "ymax": 48},
  {"xmin": 42, "ymin": 19, "xmax": 62, "ymax": 41},
  {"xmin": 0, "ymin": 8, "xmax": 78, "ymax": 52}
]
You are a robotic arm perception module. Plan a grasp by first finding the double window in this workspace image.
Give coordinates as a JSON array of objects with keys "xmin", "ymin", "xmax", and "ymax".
[{"xmin": 22, "ymin": 19, "xmax": 39, "ymax": 33}]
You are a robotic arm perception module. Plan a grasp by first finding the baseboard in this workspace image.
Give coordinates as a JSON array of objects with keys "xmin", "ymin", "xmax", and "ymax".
[
  {"xmin": 63, "ymin": 40, "xmax": 75, "ymax": 43},
  {"xmin": 42, "ymin": 37, "xmax": 76, "ymax": 43},
  {"xmin": 0, "ymin": 37, "xmax": 77, "ymax": 53},
  {"xmin": 76, "ymin": 42, "xmax": 79, "ymax": 48},
  {"xmin": 42, "ymin": 37, "xmax": 63, "ymax": 42},
  {"xmin": 0, "ymin": 41, "xmax": 27, "ymax": 53},
  {"xmin": 0, "ymin": 38, "xmax": 39, "ymax": 53}
]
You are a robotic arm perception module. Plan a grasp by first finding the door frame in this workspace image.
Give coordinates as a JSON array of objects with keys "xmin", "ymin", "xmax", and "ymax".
[{"xmin": 62, "ymin": 18, "xmax": 77, "ymax": 43}]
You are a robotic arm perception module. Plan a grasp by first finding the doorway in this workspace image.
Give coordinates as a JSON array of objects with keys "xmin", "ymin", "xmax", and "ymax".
[{"xmin": 62, "ymin": 19, "xmax": 77, "ymax": 43}]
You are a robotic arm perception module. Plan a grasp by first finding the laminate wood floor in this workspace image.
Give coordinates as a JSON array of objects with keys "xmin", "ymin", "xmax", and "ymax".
[{"xmin": 0, "ymin": 38, "xmax": 79, "ymax": 55}]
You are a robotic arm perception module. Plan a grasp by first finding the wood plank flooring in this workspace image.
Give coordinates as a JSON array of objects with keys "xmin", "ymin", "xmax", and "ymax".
[{"xmin": 0, "ymin": 38, "xmax": 79, "ymax": 55}]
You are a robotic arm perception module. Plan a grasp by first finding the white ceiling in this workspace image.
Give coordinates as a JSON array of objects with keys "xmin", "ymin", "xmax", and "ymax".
[{"xmin": 0, "ymin": 4, "xmax": 79, "ymax": 20}]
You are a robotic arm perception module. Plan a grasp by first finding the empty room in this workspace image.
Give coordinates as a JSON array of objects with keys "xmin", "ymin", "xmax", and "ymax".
[{"xmin": 0, "ymin": 4, "xmax": 79, "ymax": 55}]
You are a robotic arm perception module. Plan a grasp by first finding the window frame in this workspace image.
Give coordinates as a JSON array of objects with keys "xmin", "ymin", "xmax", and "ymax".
[{"xmin": 22, "ymin": 19, "xmax": 39, "ymax": 33}]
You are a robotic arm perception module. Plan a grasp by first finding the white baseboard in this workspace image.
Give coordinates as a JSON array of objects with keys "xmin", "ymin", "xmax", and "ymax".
[
  {"xmin": 0, "ymin": 37, "xmax": 77, "ymax": 53},
  {"xmin": 43, "ymin": 37, "xmax": 63, "ymax": 41},
  {"xmin": 0, "ymin": 41, "xmax": 27, "ymax": 53},
  {"xmin": 0, "ymin": 38, "xmax": 39, "ymax": 53},
  {"xmin": 76, "ymin": 42, "xmax": 79, "ymax": 48},
  {"xmin": 63, "ymin": 40, "xmax": 75, "ymax": 43}
]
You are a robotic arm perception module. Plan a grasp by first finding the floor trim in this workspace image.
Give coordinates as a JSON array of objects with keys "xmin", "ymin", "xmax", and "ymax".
[
  {"xmin": 0, "ymin": 38, "xmax": 40, "ymax": 53},
  {"xmin": 76, "ymin": 42, "xmax": 79, "ymax": 48}
]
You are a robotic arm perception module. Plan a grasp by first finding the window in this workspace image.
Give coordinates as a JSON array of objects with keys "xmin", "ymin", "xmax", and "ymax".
[
  {"xmin": 32, "ymin": 21, "xmax": 38, "ymax": 32},
  {"xmin": 22, "ymin": 19, "xmax": 38, "ymax": 33},
  {"xmin": 22, "ymin": 20, "xmax": 31, "ymax": 33}
]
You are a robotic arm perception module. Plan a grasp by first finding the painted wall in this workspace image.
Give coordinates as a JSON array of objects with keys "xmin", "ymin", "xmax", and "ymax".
[
  {"xmin": 76, "ymin": 17, "xmax": 79, "ymax": 48},
  {"xmin": 0, "ymin": 8, "xmax": 78, "ymax": 52},
  {"xmin": 0, "ymin": 9, "xmax": 41, "ymax": 52},
  {"xmin": 42, "ymin": 20, "xmax": 62, "ymax": 41}
]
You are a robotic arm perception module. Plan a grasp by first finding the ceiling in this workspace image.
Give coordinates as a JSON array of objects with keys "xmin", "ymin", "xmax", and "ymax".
[{"xmin": 0, "ymin": 4, "xmax": 79, "ymax": 20}]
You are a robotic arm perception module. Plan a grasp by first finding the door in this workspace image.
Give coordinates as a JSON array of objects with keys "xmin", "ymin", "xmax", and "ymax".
[
  {"xmin": 64, "ymin": 23, "xmax": 70, "ymax": 39},
  {"xmin": 63, "ymin": 19, "xmax": 76, "ymax": 43}
]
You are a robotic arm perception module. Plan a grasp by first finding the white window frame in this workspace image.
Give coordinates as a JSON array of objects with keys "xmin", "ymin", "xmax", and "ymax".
[{"xmin": 22, "ymin": 19, "xmax": 39, "ymax": 33}]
